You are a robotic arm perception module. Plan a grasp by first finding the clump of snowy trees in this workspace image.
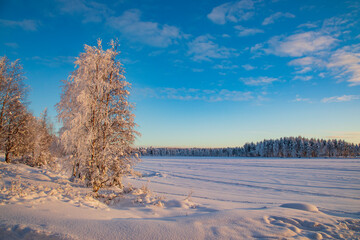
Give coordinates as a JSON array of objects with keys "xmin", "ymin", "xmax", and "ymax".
[
  {"xmin": 0, "ymin": 56, "xmax": 55, "ymax": 165},
  {"xmin": 1, "ymin": 40, "xmax": 140, "ymax": 193},
  {"xmin": 57, "ymin": 40, "xmax": 139, "ymax": 192},
  {"xmin": 139, "ymin": 137, "xmax": 360, "ymax": 158}
]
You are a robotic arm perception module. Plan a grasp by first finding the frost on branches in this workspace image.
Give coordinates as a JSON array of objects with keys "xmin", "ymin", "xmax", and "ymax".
[
  {"xmin": 57, "ymin": 39, "xmax": 140, "ymax": 192},
  {"xmin": 30, "ymin": 108, "xmax": 55, "ymax": 167},
  {"xmin": 0, "ymin": 56, "xmax": 29, "ymax": 163}
]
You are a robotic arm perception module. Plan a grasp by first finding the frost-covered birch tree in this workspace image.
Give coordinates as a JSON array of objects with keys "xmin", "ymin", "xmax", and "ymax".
[
  {"xmin": 57, "ymin": 39, "xmax": 139, "ymax": 192},
  {"xmin": 0, "ymin": 56, "xmax": 29, "ymax": 163},
  {"xmin": 29, "ymin": 108, "xmax": 54, "ymax": 166}
]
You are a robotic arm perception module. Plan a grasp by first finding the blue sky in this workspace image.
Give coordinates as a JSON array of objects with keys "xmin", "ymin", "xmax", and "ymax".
[{"xmin": 1, "ymin": 0, "xmax": 359, "ymax": 147}]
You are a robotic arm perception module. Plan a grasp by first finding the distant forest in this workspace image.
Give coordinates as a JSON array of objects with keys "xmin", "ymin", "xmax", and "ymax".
[{"xmin": 139, "ymin": 137, "xmax": 360, "ymax": 158}]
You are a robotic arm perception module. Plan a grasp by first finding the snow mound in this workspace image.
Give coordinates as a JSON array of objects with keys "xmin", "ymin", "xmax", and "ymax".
[
  {"xmin": 280, "ymin": 203, "xmax": 319, "ymax": 212},
  {"xmin": 141, "ymin": 171, "xmax": 167, "ymax": 178},
  {"xmin": 165, "ymin": 198, "xmax": 196, "ymax": 209}
]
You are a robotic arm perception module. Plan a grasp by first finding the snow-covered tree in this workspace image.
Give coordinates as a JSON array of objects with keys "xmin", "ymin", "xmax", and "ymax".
[
  {"xmin": 0, "ymin": 56, "xmax": 29, "ymax": 163},
  {"xmin": 30, "ymin": 108, "xmax": 54, "ymax": 166},
  {"xmin": 13, "ymin": 111, "xmax": 36, "ymax": 159},
  {"xmin": 57, "ymin": 39, "xmax": 139, "ymax": 192}
]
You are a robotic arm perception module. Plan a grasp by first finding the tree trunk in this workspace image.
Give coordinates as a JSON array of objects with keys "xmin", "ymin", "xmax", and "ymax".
[{"xmin": 5, "ymin": 151, "xmax": 10, "ymax": 163}]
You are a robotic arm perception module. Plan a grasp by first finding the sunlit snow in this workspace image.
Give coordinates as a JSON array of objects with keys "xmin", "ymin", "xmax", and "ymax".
[{"xmin": 0, "ymin": 157, "xmax": 359, "ymax": 239}]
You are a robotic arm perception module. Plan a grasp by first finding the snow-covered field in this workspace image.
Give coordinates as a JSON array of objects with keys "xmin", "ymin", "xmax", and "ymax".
[{"xmin": 1, "ymin": 156, "xmax": 359, "ymax": 239}]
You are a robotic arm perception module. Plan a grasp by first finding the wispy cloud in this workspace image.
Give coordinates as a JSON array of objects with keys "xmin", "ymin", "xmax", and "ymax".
[
  {"xmin": 188, "ymin": 35, "xmax": 237, "ymax": 61},
  {"xmin": 327, "ymin": 44, "xmax": 360, "ymax": 86},
  {"xmin": 29, "ymin": 56, "xmax": 75, "ymax": 67},
  {"xmin": 240, "ymin": 76, "xmax": 279, "ymax": 86},
  {"xmin": 214, "ymin": 61, "xmax": 239, "ymax": 70},
  {"xmin": 57, "ymin": 0, "xmax": 111, "ymax": 23},
  {"xmin": 234, "ymin": 25, "xmax": 264, "ymax": 37},
  {"xmin": 293, "ymin": 75, "xmax": 312, "ymax": 81},
  {"xmin": 242, "ymin": 64, "xmax": 256, "ymax": 70},
  {"xmin": 321, "ymin": 95, "xmax": 360, "ymax": 103},
  {"xmin": 262, "ymin": 12, "xmax": 295, "ymax": 25},
  {"xmin": 295, "ymin": 67, "xmax": 312, "ymax": 74},
  {"xmin": 108, "ymin": 9, "xmax": 183, "ymax": 48},
  {"xmin": 250, "ymin": 43, "xmax": 264, "ymax": 53},
  {"xmin": 288, "ymin": 56, "xmax": 324, "ymax": 74},
  {"xmin": 4, "ymin": 42, "xmax": 19, "ymax": 48},
  {"xmin": 292, "ymin": 95, "xmax": 311, "ymax": 103},
  {"xmin": 207, "ymin": 0, "xmax": 255, "ymax": 25},
  {"xmin": 264, "ymin": 31, "xmax": 337, "ymax": 57},
  {"xmin": 326, "ymin": 131, "xmax": 360, "ymax": 142},
  {"xmin": 252, "ymin": 16, "xmax": 353, "ymax": 83},
  {"xmin": 138, "ymin": 87, "xmax": 253, "ymax": 102},
  {"xmin": 321, "ymin": 16, "xmax": 353, "ymax": 35},
  {"xmin": 0, "ymin": 19, "xmax": 40, "ymax": 31},
  {"xmin": 288, "ymin": 56, "xmax": 322, "ymax": 66}
]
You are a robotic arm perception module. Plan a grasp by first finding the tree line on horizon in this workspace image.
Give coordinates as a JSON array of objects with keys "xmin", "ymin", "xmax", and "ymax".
[{"xmin": 139, "ymin": 136, "xmax": 360, "ymax": 158}]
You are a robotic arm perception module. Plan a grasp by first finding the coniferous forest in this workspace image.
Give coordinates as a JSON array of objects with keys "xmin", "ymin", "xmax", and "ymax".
[{"xmin": 139, "ymin": 136, "xmax": 360, "ymax": 158}]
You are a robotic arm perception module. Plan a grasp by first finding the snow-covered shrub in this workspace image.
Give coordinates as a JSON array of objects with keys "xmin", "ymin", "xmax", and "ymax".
[{"xmin": 10, "ymin": 177, "xmax": 25, "ymax": 197}]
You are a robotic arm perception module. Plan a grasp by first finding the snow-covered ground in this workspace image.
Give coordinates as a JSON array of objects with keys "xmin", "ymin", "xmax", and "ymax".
[{"xmin": 1, "ymin": 157, "xmax": 359, "ymax": 239}]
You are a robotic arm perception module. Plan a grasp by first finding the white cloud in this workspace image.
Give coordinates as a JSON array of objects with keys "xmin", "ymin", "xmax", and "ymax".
[
  {"xmin": 140, "ymin": 87, "xmax": 253, "ymax": 102},
  {"xmin": 207, "ymin": 0, "xmax": 255, "ymax": 25},
  {"xmin": 293, "ymin": 76, "xmax": 312, "ymax": 81},
  {"xmin": 188, "ymin": 35, "xmax": 237, "ymax": 61},
  {"xmin": 295, "ymin": 67, "xmax": 312, "ymax": 74},
  {"xmin": 263, "ymin": 65, "xmax": 273, "ymax": 70},
  {"xmin": 262, "ymin": 12, "xmax": 295, "ymax": 26},
  {"xmin": 250, "ymin": 43, "xmax": 264, "ymax": 53},
  {"xmin": 327, "ymin": 44, "xmax": 360, "ymax": 86},
  {"xmin": 214, "ymin": 64, "xmax": 239, "ymax": 70},
  {"xmin": 108, "ymin": 9, "xmax": 183, "ymax": 48},
  {"xmin": 57, "ymin": 0, "xmax": 111, "ymax": 23},
  {"xmin": 293, "ymin": 95, "xmax": 311, "ymax": 103},
  {"xmin": 213, "ymin": 89, "xmax": 253, "ymax": 101},
  {"xmin": 250, "ymin": 18, "xmax": 358, "ymax": 86},
  {"xmin": 0, "ymin": 19, "xmax": 40, "ymax": 31},
  {"xmin": 234, "ymin": 25, "xmax": 264, "ymax": 37},
  {"xmin": 288, "ymin": 56, "xmax": 325, "ymax": 74},
  {"xmin": 321, "ymin": 95, "xmax": 360, "ymax": 103},
  {"xmin": 265, "ymin": 31, "xmax": 337, "ymax": 57},
  {"xmin": 321, "ymin": 16, "xmax": 352, "ymax": 34},
  {"xmin": 240, "ymin": 76, "xmax": 279, "ymax": 86},
  {"xmin": 288, "ymin": 56, "xmax": 320, "ymax": 66},
  {"xmin": 242, "ymin": 64, "xmax": 256, "ymax": 70}
]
